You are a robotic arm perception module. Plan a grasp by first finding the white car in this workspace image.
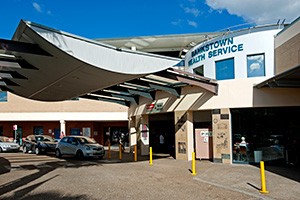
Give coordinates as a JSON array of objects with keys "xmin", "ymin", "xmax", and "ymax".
[
  {"xmin": 0, "ymin": 136, "xmax": 20, "ymax": 152},
  {"xmin": 55, "ymin": 136, "xmax": 105, "ymax": 159}
]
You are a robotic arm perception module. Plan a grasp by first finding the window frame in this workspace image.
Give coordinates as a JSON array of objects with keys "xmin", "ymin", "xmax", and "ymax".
[
  {"xmin": 247, "ymin": 53, "xmax": 265, "ymax": 78},
  {"xmin": 215, "ymin": 57, "xmax": 235, "ymax": 80}
]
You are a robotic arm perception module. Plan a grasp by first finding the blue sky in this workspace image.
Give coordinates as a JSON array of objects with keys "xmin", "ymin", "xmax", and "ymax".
[{"xmin": 1, "ymin": 0, "xmax": 299, "ymax": 40}]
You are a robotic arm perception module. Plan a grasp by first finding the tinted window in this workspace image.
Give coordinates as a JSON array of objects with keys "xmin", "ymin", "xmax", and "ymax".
[
  {"xmin": 60, "ymin": 137, "xmax": 68, "ymax": 143},
  {"xmin": 36, "ymin": 136, "xmax": 54, "ymax": 142},
  {"xmin": 77, "ymin": 137, "xmax": 96, "ymax": 144},
  {"xmin": 68, "ymin": 137, "xmax": 77, "ymax": 144},
  {"xmin": 247, "ymin": 54, "xmax": 265, "ymax": 77},
  {"xmin": 34, "ymin": 126, "xmax": 43, "ymax": 135},
  {"xmin": 193, "ymin": 65, "xmax": 204, "ymax": 76},
  {"xmin": 215, "ymin": 58, "xmax": 234, "ymax": 80},
  {"xmin": 0, "ymin": 92, "xmax": 7, "ymax": 102}
]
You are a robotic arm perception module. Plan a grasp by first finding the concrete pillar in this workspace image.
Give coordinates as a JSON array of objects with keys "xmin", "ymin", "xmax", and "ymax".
[
  {"xmin": 60, "ymin": 120, "xmax": 66, "ymax": 136},
  {"xmin": 212, "ymin": 108, "xmax": 232, "ymax": 164},
  {"xmin": 174, "ymin": 111, "xmax": 194, "ymax": 161}
]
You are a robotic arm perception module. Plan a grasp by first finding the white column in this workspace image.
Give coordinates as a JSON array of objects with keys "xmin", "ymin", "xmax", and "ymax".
[
  {"xmin": 60, "ymin": 120, "xmax": 66, "ymax": 135},
  {"xmin": 186, "ymin": 111, "xmax": 194, "ymax": 161}
]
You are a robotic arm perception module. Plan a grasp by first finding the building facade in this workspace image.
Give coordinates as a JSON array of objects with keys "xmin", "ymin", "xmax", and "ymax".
[
  {"xmin": 0, "ymin": 92, "xmax": 128, "ymax": 146},
  {"xmin": 128, "ymin": 18, "xmax": 300, "ymax": 166},
  {"xmin": 1, "ymin": 17, "xmax": 299, "ymax": 167}
]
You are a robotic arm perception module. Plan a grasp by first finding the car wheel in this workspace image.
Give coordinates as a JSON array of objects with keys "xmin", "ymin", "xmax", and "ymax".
[
  {"xmin": 23, "ymin": 146, "xmax": 27, "ymax": 153},
  {"xmin": 76, "ymin": 150, "xmax": 84, "ymax": 159},
  {"xmin": 55, "ymin": 149, "xmax": 62, "ymax": 158},
  {"xmin": 0, "ymin": 147, "xmax": 3, "ymax": 153}
]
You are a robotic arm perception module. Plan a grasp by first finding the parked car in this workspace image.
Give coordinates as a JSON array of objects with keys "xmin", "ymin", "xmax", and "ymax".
[
  {"xmin": 22, "ymin": 135, "xmax": 57, "ymax": 155},
  {"xmin": 0, "ymin": 136, "xmax": 20, "ymax": 152},
  {"xmin": 55, "ymin": 136, "xmax": 105, "ymax": 159}
]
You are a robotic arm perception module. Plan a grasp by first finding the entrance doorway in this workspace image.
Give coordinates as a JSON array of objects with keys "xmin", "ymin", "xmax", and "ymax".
[{"xmin": 149, "ymin": 113, "xmax": 175, "ymax": 157}]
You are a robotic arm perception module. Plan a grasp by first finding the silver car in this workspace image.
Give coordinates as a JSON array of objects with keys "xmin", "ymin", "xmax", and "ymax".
[
  {"xmin": 55, "ymin": 136, "xmax": 105, "ymax": 159},
  {"xmin": 0, "ymin": 136, "xmax": 20, "ymax": 152}
]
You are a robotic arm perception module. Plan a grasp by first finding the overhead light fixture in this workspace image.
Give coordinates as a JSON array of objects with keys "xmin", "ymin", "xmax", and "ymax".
[{"xmin": 189, "ymin": 42, "xmax": 197, "ymax": 47}]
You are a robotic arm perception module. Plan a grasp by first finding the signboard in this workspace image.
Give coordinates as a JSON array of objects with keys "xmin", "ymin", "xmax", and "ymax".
[
  {"xmin": 146, "ymin": 102, "xmax": 164, "ymax": 113},
  {"xmin": 130, "ymin": 133, "xmax": 137, "ymax": 146},
  {"xmin": 140, "ymin": 124, "xmax": 149, "ymax": 145},
  {"xmin": 188, "ymin": 37, "xmax": 244, "ymax": 67},
  {"xmin": 82, "ymin": 127, "xmax": 91, "ymax": 137}
]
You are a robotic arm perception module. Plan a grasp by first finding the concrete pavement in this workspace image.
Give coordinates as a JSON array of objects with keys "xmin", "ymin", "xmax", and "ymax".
[{"xmin": 0, "ymin": 150, "xmax": 299, "ymax": 200}]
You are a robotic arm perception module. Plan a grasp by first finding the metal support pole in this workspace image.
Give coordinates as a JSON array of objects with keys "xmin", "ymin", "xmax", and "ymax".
[{"xmin": 260, "ymin": 161, "xmax": 269, "ymax": 194}]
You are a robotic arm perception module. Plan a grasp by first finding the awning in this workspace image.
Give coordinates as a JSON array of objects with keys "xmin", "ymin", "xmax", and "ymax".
[
  {"xmin": 0, "ymin": 20, "xmax": 218, "ymax": 106},
  {"xmin": 255, "ymin": 64, "xmax": 300, "ymax": 88},
  {"xmin": 80, "ymin": 68, "xmax": 218, "ymax": 106}
]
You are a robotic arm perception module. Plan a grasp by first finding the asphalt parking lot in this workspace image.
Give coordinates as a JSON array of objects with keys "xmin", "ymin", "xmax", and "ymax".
[{"xmin": 0, "ymin": 150, "xmax": 299, "ymax": 200}]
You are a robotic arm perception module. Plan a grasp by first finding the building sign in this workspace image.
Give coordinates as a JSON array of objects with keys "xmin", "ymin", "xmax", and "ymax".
[
  {"xmin": 146, "ymin": 102, "xmax": 164, "ymax": 113},
  {"xmin": 140, "ymin": 124, "xmax": 149, "ymax": 145},
  {"xmin": 188, "ymin": 37, "xmax": 244, "ymax": 66}
]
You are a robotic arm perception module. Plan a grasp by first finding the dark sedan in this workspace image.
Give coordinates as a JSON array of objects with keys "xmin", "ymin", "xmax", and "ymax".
[{"xmin": 23, "ymin": 135, "xmax": 57, "ymax": 155}]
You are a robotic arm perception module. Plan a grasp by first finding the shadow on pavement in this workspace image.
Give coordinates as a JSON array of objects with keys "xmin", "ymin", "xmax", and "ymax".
[
  {"xmin": 0, "ymin": 157, "xmax": 11, "ymax": 175},
  {"xmin": 265, "ymin": 165, "xmax": 300, "ymax": 183},
  {"xmin": 0, "ymin": 150, "xmax": 172, "ymax": 198},
  {"xmin": 250, "ymin": 162, "xmax": 300, "ymax": 183}
]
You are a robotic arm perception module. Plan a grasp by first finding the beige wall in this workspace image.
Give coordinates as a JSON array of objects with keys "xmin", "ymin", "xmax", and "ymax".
[
  {"xmin": 1, "ymin": 92, "xmax": 127, "ymax": 113},
  {"xmin": 201, "ymin": 78, "xmax": 300, "ymax": 110},
  {"xmin": 275, "ymin": 18, "xmax": 300, "ymax": 74},
  {"xmin": 174, "ymin": 111, "xmax": 193, "ymax": 160},
  {"xmin": 212, "ymin": 108, "xmax": 231, "ymax": 164}
]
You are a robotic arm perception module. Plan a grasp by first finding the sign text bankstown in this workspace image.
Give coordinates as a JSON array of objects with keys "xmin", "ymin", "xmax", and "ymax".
[{"xmin": 188, "ymin": 37, "xmax": 244, "ymax": 66}]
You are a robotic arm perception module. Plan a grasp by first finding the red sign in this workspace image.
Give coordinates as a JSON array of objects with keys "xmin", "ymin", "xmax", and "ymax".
[{"xmin": 146, "ymin": 104, "xmax": 155, "ymax": 111}]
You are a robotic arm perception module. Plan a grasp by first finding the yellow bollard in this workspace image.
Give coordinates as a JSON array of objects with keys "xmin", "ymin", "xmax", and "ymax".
[
  {"xmin": 119, "ymin": 144, "xmax": 122, "ymax": 160},
  {"xmin": 191, "ymin": 152, "xmax": 197, "ymax": 176},
  {"xmin": 149, "ymin": 147, "xmax": 153, "ymax": 166},
  {"xmin": 134, "ymin": 145, "xmax": 138, "ymax": 161},
  {"xmin": 259, "ymin": 161, "xmax": 269, "ymax": 194}
]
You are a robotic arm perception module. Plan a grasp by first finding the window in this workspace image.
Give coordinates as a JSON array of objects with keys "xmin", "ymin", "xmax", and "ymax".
[
  {"xmin": 34, "ymin": 126, "xmax": 44, "ymax": 135},
  {"xmin": 215, "ymin": 58, "xmax": 234, "ymax": 80},
  {"xmin": 70, "ymin": 128, "xmax": 81, "ymax": 135},
  {"xmin": 247, "ymin": 54, "xmax": 265, "ymax": 77},
  {"xmin": 193, "ymin": 65, "xmax": 204, "ymax": 76},
  {"xmin": 0, "ymin": 92, "xmax": 7, "ymax": 102},
  {"xmin": 60, "ymin": 137, "xmax": 68, "ymax": 143}
]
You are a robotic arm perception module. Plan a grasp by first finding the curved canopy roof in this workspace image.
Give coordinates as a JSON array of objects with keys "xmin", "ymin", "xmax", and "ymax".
[
  {"xmin": 0, "ymin": 20, "xmax": 218, "ymax": 105},
  {"xmin": 0, "ymin": 20, "xmax": 180, "ymax": 101}
]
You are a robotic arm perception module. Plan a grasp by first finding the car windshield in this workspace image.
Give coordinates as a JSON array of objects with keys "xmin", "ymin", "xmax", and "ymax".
[
  {"xmin": 36, "ymin": 135, "xmax": 54, "ymax": 142},
  {"xmin": 77, "ymin": 137, "xmax": 96, "ymax": 144}
]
